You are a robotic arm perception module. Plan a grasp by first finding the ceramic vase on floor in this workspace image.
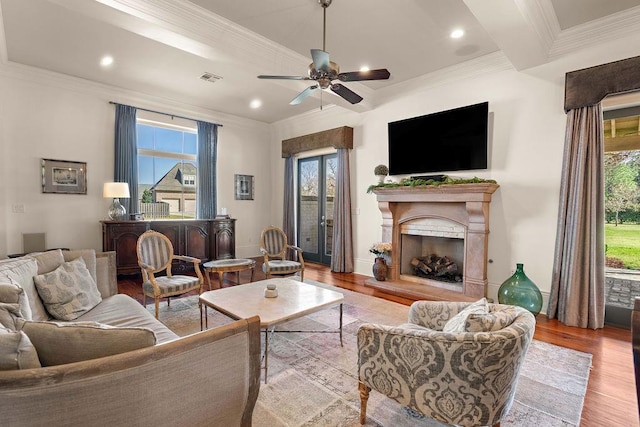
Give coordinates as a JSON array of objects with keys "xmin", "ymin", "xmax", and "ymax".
[
  {"xmin": 498, "ymin": 263, "xmax": 543, "ymax": 316},
  {"xmin": 372, "ymin": 257, "xmax": 387, "ymax": 281}
]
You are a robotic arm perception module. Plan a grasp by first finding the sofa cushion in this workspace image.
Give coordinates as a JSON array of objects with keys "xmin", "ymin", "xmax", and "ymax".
[
  {"xmin": 34, "ymin": 257, "xmax": 102, "ymax": 321},
  {"xmin": 442, "ymin": 298, "xmax": 488, "ymax": 333},
  {"xmin": 464, "ymin": 307, "xmax": 519, "ymax": 332},
  {"xmin": 77, "ymin": 294, "xmax": 179, "ymax": 344},
  {"xmin": 0, "ymin": 326, "xmax": 41, "ymax": 370},
  {"xmin": 19, "ymin": 320, "xmax": 156, "ymax": 367},
  {"xmin": 0, "ymin": 257, "xmax": 45, "ymax": 321},
  {"xmin": 0, "ymin": 279, "xmax": 31, "ymax": 320}
]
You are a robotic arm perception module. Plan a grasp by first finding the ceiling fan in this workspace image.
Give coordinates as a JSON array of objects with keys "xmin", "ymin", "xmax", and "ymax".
[{"xmin": 257, "ymin": 0, "xmax": 391, "ymax": 106}]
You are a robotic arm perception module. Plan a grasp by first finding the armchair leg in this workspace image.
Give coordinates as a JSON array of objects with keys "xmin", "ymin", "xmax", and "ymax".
[
  {"xmin": 154, "ymin": 298, "xmax": 160, "ymax": 319},
  {"xmin": 359, "ymin": 382, "xmax": 370, "ymax": 425}
]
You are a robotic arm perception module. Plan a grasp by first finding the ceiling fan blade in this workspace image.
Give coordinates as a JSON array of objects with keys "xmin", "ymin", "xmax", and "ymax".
[
  {"xmin": 337, "ymin": 68, "xmax": 391, "ymax": 82},
  {"xmin": 290, "ymin": 85, "xmax": 319, "ymax": 105},
  {"xmin": 310, "ymin": 49, "xmax": 330, "ymax": 72},
  {"xmin": 257, "ymin": 75, "xmax": 310, "ymax": 80},
  {"xmin": 330, "ymin": 83, "xmax": 363, "ymax": 104}
]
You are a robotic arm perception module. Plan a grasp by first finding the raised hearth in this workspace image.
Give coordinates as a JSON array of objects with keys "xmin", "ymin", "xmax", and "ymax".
[{"xmin": 366, "ymin": 183, "xmax": 499, "ymax": 301}]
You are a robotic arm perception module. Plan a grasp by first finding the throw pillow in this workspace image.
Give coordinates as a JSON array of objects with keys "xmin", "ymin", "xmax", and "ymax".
[
  {"xmin": 0, "ymin": 279, "xmax": 31, "ymax": 320},
  {"xmin": 0, "ymin": 257, "xmax": 43, "ymax": 321},
  {"xmin": 19, "ymin": 320, "xmax": 156, "ymax": 367},
  {"xmin": 27, "ymin": 249, "xmax": 65, "ymax": 275},
  {"xmin": 33, "ymin": 257, "xmax": 102, "ymax": 321},
  {"xmin": 442, "ymin": 298, "xmax": 488, "ymax": 333},
  {"xmin": 0, "ymin": 326, "xmax": 41, "ymax": 370},
  {"xmin": 0, "ymin": 303, "xmax": 22, "ymax": 330},
  {"xmin": 464, "ymin": 307, "xmax": 519, "ymax": 332}
]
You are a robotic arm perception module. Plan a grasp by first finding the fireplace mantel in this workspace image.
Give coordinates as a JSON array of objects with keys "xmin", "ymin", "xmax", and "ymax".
[{"xmin": 367, "ymin": 183, "xmax": 499, "ymax": 301}]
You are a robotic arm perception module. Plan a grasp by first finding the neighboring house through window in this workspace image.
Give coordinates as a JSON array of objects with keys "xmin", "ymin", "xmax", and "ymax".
[{"xmin": 137, "ymin": 115, "xmax": 198, "ymax": 219}]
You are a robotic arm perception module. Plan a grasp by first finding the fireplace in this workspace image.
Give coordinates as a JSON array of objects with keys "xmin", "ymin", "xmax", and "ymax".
[{"xmin": 366, "ymin": 183, "xmax": 499, "ymax": 301}]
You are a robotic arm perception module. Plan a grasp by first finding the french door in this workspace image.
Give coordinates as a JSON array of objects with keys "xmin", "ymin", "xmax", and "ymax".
[{"xmin": 297, "ymin": 154, "xmax": 336, "ymax": 265}]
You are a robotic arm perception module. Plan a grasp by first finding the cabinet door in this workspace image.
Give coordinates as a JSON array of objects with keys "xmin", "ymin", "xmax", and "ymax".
[
  {"xmin": 183, "ymin": 221, "xmax": 210, "ymax": 261},
  {"xmin": 213, "ymin": 219, "xmax": 235, "ymax": 259},
  {"xmin": 103, "ymin": 222, "xmax": 148, "ymax": 275},
  {"xmin": 150, "ymin": 222, "xmax": 182, "ymax": 254}
]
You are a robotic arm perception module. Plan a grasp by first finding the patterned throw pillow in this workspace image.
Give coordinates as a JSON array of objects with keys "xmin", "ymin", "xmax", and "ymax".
[
  {"xmin": 19, "ymin": 320, "xmax": 156, "ymax": 367},
  {"xmin": 464, "ymin": 307, "xmax": 519, "ymax": 332},
  {"xmin": 442, "ymin": 298, "xmax": 488, "ymax": 333},
  {"xmin": 33, "ymin": 257, "xmax": 102, "ymax": 321}
]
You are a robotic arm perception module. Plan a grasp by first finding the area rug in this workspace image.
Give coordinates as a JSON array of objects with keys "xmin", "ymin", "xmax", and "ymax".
[{"xmin": 149, "ymin": 280, "xmax": 592, "ymax": 427}]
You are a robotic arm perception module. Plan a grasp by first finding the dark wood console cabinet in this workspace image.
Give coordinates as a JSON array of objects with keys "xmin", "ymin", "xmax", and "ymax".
[{"xmin": 101, "ymin": 219, "xmax": 236, "ymax": 275}]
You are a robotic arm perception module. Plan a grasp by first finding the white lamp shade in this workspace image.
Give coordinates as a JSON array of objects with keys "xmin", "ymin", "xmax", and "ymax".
[{"xmin": 103, "ymin": 182, "xmax": 130, "ymax": 198}]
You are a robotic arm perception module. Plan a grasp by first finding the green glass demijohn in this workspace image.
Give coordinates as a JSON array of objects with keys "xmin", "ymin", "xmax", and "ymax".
[{"xmin": 497, "ymin": 263, "xmax": 543, "ymax": 316}]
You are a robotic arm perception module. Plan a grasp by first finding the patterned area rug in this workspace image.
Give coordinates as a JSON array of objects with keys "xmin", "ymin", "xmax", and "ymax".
[{"xmin": 149, "ymin": 280, "xmax": 592, "ymax": 427}]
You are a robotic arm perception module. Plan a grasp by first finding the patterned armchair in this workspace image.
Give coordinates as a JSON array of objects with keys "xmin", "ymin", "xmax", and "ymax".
[
  {"xmin": 260, "ymin": 226, "xmax": 305, "ymax": 281},
  {"xmin": 136, "ymin": 230, "xmax": 204, "ymax": 319},
  {"xmin": 357, "ymin": 300, "xmax": 536, "ymax": 427}
]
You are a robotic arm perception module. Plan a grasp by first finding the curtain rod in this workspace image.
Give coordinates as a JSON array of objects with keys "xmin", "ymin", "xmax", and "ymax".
[{"xmin": 109, "ymin": 102, "xmax": 223, "ymax": 127}]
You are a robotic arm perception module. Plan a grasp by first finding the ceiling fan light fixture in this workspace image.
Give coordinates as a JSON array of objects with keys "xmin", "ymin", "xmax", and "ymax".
[{"xmin": 257, "ymin": 0, "xmax": 390, "ymax": 106}]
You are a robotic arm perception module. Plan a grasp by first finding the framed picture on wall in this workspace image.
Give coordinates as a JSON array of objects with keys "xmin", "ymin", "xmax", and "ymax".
[
  {"xmin": 235, "ymin": 174, "xmax": 254, "ymax": 200},
  {"xmin": 41, "ymin": 158, "xmax": 87, "ymax": 194}
]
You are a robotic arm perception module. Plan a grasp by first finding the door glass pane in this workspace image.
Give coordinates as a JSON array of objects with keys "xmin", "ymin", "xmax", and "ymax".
[
  {"xmin": 299, "ymin": 159, "xmax": 319, "ymax": 253},
  {"xmin": 324, "ymin": 157, "xmax": 337, "ymax": 256}
]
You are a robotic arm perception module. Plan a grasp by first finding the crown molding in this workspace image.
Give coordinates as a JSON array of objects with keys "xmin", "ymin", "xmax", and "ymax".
[
  {"xmin": 550, "ymin": 5, "xmax": 640, "ymax": 58},
  {"xmin": 0, "ymin": 59, "xmax": 268, "ymax": 130},
  {"xmin": 515, "ymin": 0, "xmax": 560, "ymax": 52}
]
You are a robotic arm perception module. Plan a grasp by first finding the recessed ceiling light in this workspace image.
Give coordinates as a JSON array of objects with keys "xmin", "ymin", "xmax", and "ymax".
[
  {"xmin": 450, "ymin": 29, "xmax": 465, "ymax": 39},
  {"xmin": 360, "ymin": 66, "xmax": 370, "ymax": 72},
  {"xmin": 250, "ymin": 99, "xmax": 262, "ymax": 109},
  {"xmin": 100, "ymin": 55, "xmax": 114, "ymax": 67}
]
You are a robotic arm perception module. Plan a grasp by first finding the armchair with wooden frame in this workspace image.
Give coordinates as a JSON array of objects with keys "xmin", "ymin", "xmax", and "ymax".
[
  {"xmin": 260, "ymin": 226, "xmax": 305, "ymax": 281},
  {"xmin": 136, "ymin": 230, "xmax": 204, "ymax": 319}
]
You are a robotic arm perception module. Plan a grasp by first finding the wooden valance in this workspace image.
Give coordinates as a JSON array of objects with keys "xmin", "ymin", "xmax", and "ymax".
[
  {"xmin": 282, "ymin": 126, "xmax": 353, "ymax": 157},
  {"xmin": 565, "ymin": 55, "xmax": 640, "ymax": 112}
]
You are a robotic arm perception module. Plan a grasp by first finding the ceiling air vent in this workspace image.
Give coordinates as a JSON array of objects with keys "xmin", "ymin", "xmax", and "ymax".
[{"xmin": 200, "ymin": 72, "xmax": 223, "ymax": 83}]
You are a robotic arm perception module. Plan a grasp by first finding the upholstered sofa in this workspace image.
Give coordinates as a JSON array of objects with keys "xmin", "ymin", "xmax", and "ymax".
[{"xmin": 0, "ymin": 249, "xmax": 261, "ymax": 427}]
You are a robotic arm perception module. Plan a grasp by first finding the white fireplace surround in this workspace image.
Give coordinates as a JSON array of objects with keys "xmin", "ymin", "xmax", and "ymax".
[{"xmin": 369, "ymin": 183, "xmax": 499, "ymax": 301}]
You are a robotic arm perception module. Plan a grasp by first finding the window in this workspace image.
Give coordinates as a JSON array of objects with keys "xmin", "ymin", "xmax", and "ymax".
[{"xmin": 137, "ymin": 118, "xmax": 198, "ymax": 219}]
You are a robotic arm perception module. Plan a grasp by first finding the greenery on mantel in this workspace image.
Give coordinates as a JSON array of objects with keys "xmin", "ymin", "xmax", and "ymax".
[{"xmin": 367, "ymin": 176, "xmax": 498, "ymax": 193}]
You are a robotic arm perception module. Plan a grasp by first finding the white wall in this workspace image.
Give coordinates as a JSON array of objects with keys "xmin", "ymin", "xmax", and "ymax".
[
  {"xmin": 0, "ymin": 64, "xmax": 272, "ymax": 258},
  {"xmin": 270, "ymin": 35, "xmax": 640, "ymax": 309}
]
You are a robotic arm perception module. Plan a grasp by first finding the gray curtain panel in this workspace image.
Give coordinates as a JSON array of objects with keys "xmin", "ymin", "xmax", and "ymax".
[
  {"xmin": 196, "ymin": 121, "xmax": 218, "ymax": 219},
  {"xmin": 282, "ymin": 156, "xmax": 295, "ymax": 246},
  {"xmin": 547, "ymin": 104, "xmax": 605, "ymax": 329},
  {"xmin": 114, "ymin": 104, "xmax": 138, "ymax": 215},
  {"xmin": 330, "ymin": 148, "xmax": 354, "ymax": 273}
]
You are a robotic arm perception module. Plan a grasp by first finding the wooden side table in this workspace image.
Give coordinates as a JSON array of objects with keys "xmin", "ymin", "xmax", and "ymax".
[{"xmin": 202, "ymin": 259, "xmax": 256, "ymax": 290}]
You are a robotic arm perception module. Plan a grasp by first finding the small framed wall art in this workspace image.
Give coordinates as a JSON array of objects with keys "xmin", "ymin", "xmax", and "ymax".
[
  {"xmin": 41, "ymin": 158, "xmax": 87, "ymax": 194},
  {"xmin": 235, "ymin": 174, "xmax": 254, "ymax": 200}
]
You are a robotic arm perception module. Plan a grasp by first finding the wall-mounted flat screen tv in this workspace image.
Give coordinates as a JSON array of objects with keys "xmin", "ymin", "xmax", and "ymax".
[{"xmin": 387, "ymin": 102, "xmax": 488, "ymax": 176}]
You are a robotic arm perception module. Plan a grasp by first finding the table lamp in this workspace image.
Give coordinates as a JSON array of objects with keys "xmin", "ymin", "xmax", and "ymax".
[{"xmin": 103, "ymin": 182, "xmax": 130, "ymax": 220}]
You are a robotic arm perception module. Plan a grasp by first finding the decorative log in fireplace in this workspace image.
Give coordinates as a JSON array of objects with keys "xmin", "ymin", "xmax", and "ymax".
[
  {"xmin": 411, "ymin": 255, "xmax": 462, "ymax": 282},
  {"xmin": 366, "ymin": 183, "xmax": 499, "ymax": 302}
]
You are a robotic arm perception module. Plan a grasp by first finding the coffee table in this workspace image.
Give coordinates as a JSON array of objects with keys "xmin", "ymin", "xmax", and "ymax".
[
  {"xmin": 199, "ymin": 278, "xmax": 344, "ymax": 382},
  {"xmin": 202, "ymin": 258, "xmax": 256, "ymax": 290}
]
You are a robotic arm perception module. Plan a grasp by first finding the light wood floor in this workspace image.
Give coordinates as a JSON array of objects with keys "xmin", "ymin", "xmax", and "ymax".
[{"xmin": 118, "ymin": 260, "xmax": 639, "ymax": 427}]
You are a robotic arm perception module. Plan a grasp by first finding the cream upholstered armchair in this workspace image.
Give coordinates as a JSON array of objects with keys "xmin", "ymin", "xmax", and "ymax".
[
  {"xmin": 136, "ymin": 230, "xmax": 204, "ymax": 319},
  {"xmin": 260, "ymin": 226, "xmax": 305, "ymax": 281},
  {"xmin": 357, "ymin": 299, "xmax": 536, "ymax": 427}
]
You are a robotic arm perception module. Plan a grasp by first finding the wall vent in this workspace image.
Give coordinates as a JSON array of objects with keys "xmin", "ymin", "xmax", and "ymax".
[{"xmin": 200, "ymin": 72, "xmax": 223, "ymax": 83}]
